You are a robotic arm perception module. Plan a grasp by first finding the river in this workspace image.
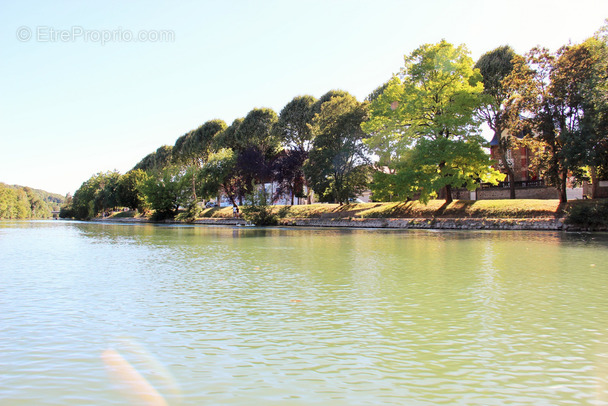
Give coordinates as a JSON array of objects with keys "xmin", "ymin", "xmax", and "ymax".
[{"xmin": 1, "ymin": 221, "xmax": 607, "ymax": 405}]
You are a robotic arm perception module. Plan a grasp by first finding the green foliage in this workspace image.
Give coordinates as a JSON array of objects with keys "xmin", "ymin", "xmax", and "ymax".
[
  {"xmin": 275, "ymin": 95, "xmax": 317, "ymax": 152},
  {"xmin": 139, "ymin": 166, "xmax": 190, "ymax": 220},
  {"xmin": 0, "ymin": 184, "xmax": 30, "ymax": 219},
  {"xmin": 66, "ymin": 171, "xmax": 121, "ymax": 219},
  {"xmin": 117, "ymin": 169, "xmax": 149, "ymax": 211},
  {"xmin": 236, "ymin": 108, "xmax": 279, "ymax": 155},
  {"xmin": 405, "ymin": 137, "xmax": 504, "ymax": 204},
  {"xmin": 213, "ymin": 118, "xmax": 244, "ymax": 151},
  {"xmin": 199, "ymin": 148, "xmax": 240, "ymax": 205},
  {"xmin": 133, "ymin": 145, "xmax": 173, "ymax": 172},
  {"xmin": 475, "ymin": 46, "xmax": 520, "ymax": 197},
  {"xmin": 505, "ymin": 40, "xmax": 606, "ymax": 202},
  {"xmin": 364, "ymin": 40, "xmax": 498, "ymax": 203},
  {"xmin": 476, "ymin": 45, "xmax": 517, "ymax": 104},
  {"xmin": 173, "ymin": 120, "xmax": 227, "ymax": 167},
  {"xmin": 0, "ymin": 183, "xmax": 64, "ymax": 219},
  {"xmin": 565, "ymin": 199, "xmax": 608, "ymax": 228},
  {"xmin": 307, "ymin": 93, "xmax": 370, "ymax": 204},
  {"xmin": 241, "ymin": 187, "xmax": 278, "ymax": 226},
  {"xmin": 175, "ymin": 204, "xmax": 203, "ymax": 222}
]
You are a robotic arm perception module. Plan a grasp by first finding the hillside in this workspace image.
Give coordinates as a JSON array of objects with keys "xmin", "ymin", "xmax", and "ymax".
[{"xmin": 0, "ymin": 183, "xmax": 65, "ymax": 219}]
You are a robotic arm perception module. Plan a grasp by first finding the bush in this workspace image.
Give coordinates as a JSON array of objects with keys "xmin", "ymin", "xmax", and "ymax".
[
  {"xmin": 565, "ymin": 200, "xmax": 608, "ymax": 229},
  {"xmin": 241, "ymin": 189, "xmax": 278, "ymax": 226},
  {"xmin": 176, "ymin": 204, "xmax": 202, "ymax": 222}
]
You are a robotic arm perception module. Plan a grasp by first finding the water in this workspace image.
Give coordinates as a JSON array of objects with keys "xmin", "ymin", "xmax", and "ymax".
[{"xmin": 1, "ymin": 221, "xmax": 607, "ymax": 405}]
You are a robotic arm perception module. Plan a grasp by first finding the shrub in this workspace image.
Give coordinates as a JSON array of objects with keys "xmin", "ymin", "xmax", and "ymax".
[
  {"xmin": 565, "ymin": 200, "xmax": 608, "ymax": 229},
  {"xmin": 241, "ymin": 188, "xmax": 278, "ymax": 226}
]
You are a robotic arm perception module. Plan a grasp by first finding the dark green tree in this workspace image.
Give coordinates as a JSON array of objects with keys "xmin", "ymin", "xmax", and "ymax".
[
  {"xmin": 236, "ymin": 108, "xmax": 279, "ymax": 156},
  {"xmin": 133, "ymin": 145, "xmax": 173, "ymax": 172},
  {"xmin": 275, "ymin": 95, "xmax": 318, "ymax": 153},
  {"xmin": 475, "ymin": 45, "xmax": 520, "ymax": 198},
  {"xmin": 117, "ymin": 169, "xmax": 149, "ymax": 211},
  {"xmin": 212, "ymin": 118, "xmax": 244, "ymax": 152},
  {"xmin": 307, "ymin": 93, "xmax": 371, "ymax": 205},
  {"xmin": 199, "ymin": 149, "xmax": 241, "ymax": 207}
]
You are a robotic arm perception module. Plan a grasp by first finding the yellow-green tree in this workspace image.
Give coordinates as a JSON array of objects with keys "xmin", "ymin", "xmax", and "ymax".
[{"xmin": 363, "ymin": 40, "xmax": 502, "ymax": 203}]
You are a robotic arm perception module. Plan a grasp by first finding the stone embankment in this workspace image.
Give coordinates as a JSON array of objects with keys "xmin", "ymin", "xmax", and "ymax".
[
  {"xmin": 92, "ymin": 216, "xmax": 598, "ymax": 230},
  {"xmin": 278, "ymin": 217, "xmax": 567, "ymax": 230}
]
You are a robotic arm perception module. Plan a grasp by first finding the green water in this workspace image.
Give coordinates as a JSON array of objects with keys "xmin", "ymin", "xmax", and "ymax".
[{"xmin": 1, "ymin": 221, "xmax": 607, "ymax": 405}]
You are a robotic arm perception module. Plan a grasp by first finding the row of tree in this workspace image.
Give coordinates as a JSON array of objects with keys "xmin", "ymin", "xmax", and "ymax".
[
  {"xmin": 364, "ymin": 25, "xmax": 608, "ymax": 203},
  {"xmin": 63, "ymin": 90, "xmax": 372, "ymax": 219},
  {"xmin": 62, "ymin": 24, "xmax": 608, "ymax": 219},
  {"xmin": 0, "ymin": 183, "xmax": 64, "ymax": 219}
]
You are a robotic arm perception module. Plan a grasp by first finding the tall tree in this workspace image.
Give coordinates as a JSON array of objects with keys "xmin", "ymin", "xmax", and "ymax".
[
  {"xmin": 575, "ymin": 33, "xmax": 608, "ymax": 198},
  {"xmin": 139, "ymin": 166, "xmax": 190, "ymax": 220},
  {"xmin": 363, "ymin": 40, "xmax": 502, "ymax": 203},
  {"xmin": 476, "ymin": 45, "xmax": 520, "ymax": 198},
  {"xmin": 199, "ymin": 149, "xmax": 241, "ymax": 207},
  {"xmin": 133, "ymin": 145, "xmax": 173, "ymax": 172},
  {"xmin": 275, "ymin": 95, "xmax": 318, "ymax": 153},
  {"xmin": 505, "ymin": 42, "xmax": 601, "ymax": 203},
  {"xmin": 117, "ymin": 169, "xmax": 149, "ymax": 212},
  {"xmin": 306, "ymin": 93, "xmax": 370, "ymax": 205},
  {"xmin": 272, "ymin": 149, "xmax": 307, "ymax": 205},
  {"xmin": 236, "ymin": 108, "xmax": 279, "ymax": 156},
  {"xmin": 212, "ymin": 118, "xmax": 244, "ymax": 152},
  {"xmin": 274, "ymin": 95, "xmax": 318, "ymax": 204},
  {"xmin": 172, "ymin": 119, "xmax": 227, "ymax": 202}
]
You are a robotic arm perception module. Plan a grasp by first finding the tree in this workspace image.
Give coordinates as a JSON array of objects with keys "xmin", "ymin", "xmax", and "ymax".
[
  {"xmin": 139, "ymin": 166, "xmax": 190, "ymax": 219},
  {"xmin": 505, "ymin": 42, "xmax": 602, "ymax": 203},
  {"xmin": 68, "ymin": 171, "xmax": 121, "ymax": 219},
  {"xmin": 0, "ymin": 184, "xmax": 31, "ymax": 219},
  {"xmin": 236, "ymin": 108, "xmax": 279, "ymax": 156},
  {"xmin": 476, "ymin": 45, "xmax": 520, "ymax": 198},
  {"xmin": 275, "ymin": 95, "xmax": 318, "ymax": 153},
  {"xmin": 575, "ymin": 33, "xmax": 608, "ymax": 198},
  {"xmin": 235, "ymin": 146, "xmax": 272, "ymax": 198},
  {"xmin": 117, "ymin": 169, "xmax": 149, "ymax": 211},
  {"xmin": 23, "ymin": 187, "xmax": 51, "ymax": 218},
  {"xmin": 172, "ymin": 119, "xmax": 227, "ymax": 202},
  {"xmin": 363, "ymin": 40, "xmax": 502, "ymax": 203},
  {"xmin": 199, "ymin": 149, "xmax": 241, "ymax": 207},
  {"xmin": 133, "ymin": 145, "xmax": 173, "ymax": 172},
  {"xmin": 273, "ymin": 95, "xmax": 318, "ymax": 204},
  {"xmin": 272, "ymin": 149, "xmax": 307, "ymax": 205},
  {"xmin": 307, "ymin": 93, "xmax": 370, "ymax": 205},
  {"xmin": 212, "ymin": 118, "xmax": 244, "ymax": 152}
]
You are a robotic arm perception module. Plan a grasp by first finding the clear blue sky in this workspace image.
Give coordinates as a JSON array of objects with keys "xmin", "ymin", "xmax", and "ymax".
[{"xmin": 2, "ymin": 0, "xmax": 607, "ymax": 195}]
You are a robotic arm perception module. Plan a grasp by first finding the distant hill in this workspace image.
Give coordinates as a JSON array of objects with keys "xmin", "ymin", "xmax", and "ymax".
[{"xmin": 0, "ymin": 183, "xmax": 66, "ymax": 219}]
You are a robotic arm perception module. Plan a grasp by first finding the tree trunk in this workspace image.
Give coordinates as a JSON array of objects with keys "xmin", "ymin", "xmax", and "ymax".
[
  {"xmin": 590, "ymin": 166, "xmax": 598, "ymax": 199},
  {"xmin": 444, "ymin": 184, "xmax": 453, "ymax": 204},
  {"xmin": 191, "ymin": 175, "xmax": 197, "ymax": 202},
  {"xmin": 559, "ymin": 171, "xmax": 568, "ymax": 204}
]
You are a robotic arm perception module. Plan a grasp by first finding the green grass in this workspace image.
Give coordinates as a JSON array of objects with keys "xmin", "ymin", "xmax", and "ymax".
[
  {"xmin": 108, "ymin": 210, "xmax": 138, "ymax": 218},
  {"xmin": 196, "ymin": 199, "xmax": 568, "ymax": 220}
]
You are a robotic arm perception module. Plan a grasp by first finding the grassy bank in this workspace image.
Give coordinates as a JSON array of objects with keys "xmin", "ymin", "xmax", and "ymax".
[
  {"xmin": 102, "ymin": 199, "xmax": 607, "ymax": 230},
  {"xmin": 199, "ymin": 199, "xmax": 566, "ymax": 220}
]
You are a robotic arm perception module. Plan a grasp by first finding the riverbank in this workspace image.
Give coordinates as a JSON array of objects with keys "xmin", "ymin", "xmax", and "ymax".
[{"xmin": 94, "ymin": 199, "xmax": 608, "ymax": 231}]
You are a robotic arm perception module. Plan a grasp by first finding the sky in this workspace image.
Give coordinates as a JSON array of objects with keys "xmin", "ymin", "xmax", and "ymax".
[{"xmin": 1, "ymin": 0, "xmax": 607, "ymax": 196}]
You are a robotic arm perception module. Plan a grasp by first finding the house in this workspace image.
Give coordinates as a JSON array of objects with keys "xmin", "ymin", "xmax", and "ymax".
[{"xmin": 488, "ymin": 131, "xmax": 541, "ymax": 186}]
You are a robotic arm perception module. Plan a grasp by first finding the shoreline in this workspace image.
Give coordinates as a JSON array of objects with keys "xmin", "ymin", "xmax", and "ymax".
[{"xmin": 90, "ymin": 216, "xmax": 605, "ymax": 231}]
